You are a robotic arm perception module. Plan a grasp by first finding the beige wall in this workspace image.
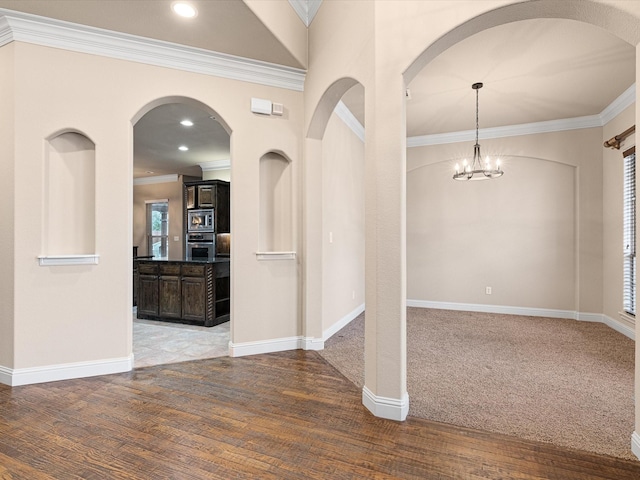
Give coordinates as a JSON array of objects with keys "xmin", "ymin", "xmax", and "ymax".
[
  {"xmin": 243, "ymin": 0, "xmax": 307, "ymax": 68},
  {"xmin": 7, "ymin": 40, "xmax": 302, "ymax": 371},
  {"xmin": 407, "ymin": 128, "xmax": 604, "ymax": 314},
  {"xmin": 322, "ymin": 112, "xmax": 365, "ymax": 333},
  {"xmin": 133, "ymin": 178, "xmax": 185, "ymax": 260},
  {"xmin": 407, "ymin": 152, "xmax": 576, "ymax": 311},
  {"xmin": 0, "ymin": 43, "xmax": 15, "ymax": 369},
  {"xmin": 3, "ymin": 0, "xmax": 640, "ymax": 437},
  {"xmin": 603, "ymin": 104, "xmax": 636, "ymax": 322}
]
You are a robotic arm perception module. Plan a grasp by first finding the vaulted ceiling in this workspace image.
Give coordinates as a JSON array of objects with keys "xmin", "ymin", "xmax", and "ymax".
[{"xmin": 0, "ymin": 1, "xmax": 635, "ymax": 177}]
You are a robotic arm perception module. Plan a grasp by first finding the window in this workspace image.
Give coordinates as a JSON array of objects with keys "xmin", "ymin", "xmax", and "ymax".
[
  {"xmin": 623, "ymin": 151, "xmax": 636, "ymax": 316},
  {"xmin": 147, "ymin": 201, "xmax": 169, "ymax": 259}
]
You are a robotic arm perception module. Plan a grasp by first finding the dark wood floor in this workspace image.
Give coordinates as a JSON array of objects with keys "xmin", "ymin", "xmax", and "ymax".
[{"xmin": 1, "ymin": 351, "xmax": 640, "ymax": 479}]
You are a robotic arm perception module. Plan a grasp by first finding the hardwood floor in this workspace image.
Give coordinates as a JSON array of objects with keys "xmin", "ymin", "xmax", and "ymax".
[{"xmin": 1, "ymin": 351, "xmax": 639, "ymax": 479}]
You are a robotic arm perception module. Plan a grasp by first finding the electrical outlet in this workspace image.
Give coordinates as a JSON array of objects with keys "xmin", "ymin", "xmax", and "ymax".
[
  {"xmin": 329, "ymin": 232, "xmax": 333, "ymax": 243},
  {"xmin": 352, "ymin": 290, "xmax": 355, "ymax": 300},
  {"xmin": 485, "ymin": 286, "xmax": 492, "ymax": 295}
]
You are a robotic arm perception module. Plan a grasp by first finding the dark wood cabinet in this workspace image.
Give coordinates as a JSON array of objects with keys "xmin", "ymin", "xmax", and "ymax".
[
  {"xmin": 182, "ymin": 276, "xmax": 207, "ymax": 322},
  {"xmin": 215, "ymin": 182, "xmax": 230, "ymax": 233},
  {"xmin": 158, "ymin": 264, "xmax": 181, "ymax": 318},
  {"xmin": 135, "ymin": 259, "xmax": 229, "ymax": 327},
  {"xmin": 184, "ymin": 180, "xmax": 230, "ymax": 233}
]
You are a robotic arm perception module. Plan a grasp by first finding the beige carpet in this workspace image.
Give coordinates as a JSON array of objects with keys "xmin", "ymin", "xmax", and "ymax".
[{"xmin": 318, "ymin": 308, "xmax": 636, "ymax": 460}]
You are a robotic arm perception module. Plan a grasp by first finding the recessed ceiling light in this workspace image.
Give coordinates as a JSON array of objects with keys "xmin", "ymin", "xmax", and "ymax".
[
  {"xmin": 180, "ymin": 119, "xmax": 194, "ymax": 127},
  {"xmin": 146, "ymin": 171, "xmax": 155, "ymax": 174},
  {"xmin": 179, "ymin": 145, "xmax": 189, "ymax": 151},
  {"xmin": 172, "ymin": 2, "xmax": 198, "ymax": 18}
]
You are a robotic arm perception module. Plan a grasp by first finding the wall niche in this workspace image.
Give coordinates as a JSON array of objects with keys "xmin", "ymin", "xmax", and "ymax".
[
  {"xmin": 41, "ymin": 131, "xmax": 97, "ymax": 265},
  {"xmin": 258, "ymin": 151, "xmax": 293, "ymax": 258}
]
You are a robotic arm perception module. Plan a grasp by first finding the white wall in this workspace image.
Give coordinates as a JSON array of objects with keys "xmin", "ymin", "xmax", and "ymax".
[{"xmin": 322, "ymin": 111, "xmax": 365, "ymax": 333}]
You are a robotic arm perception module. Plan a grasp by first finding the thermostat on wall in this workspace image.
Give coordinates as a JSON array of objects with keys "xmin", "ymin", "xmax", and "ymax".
[{"xmin": 251, "ymin": 97, "xmax": 272, "ymax": 115}]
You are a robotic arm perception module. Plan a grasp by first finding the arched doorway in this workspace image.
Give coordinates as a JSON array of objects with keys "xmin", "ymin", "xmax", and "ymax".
[
  {"xmin": 131, "ymin": 96, "xmax": 232, "ymax": 368},
  {"xmin": 402, "ymin": 0, "xmax": 639, "ymax": 459},
  {"xmin": 304, "ymin": 78, "xmax": 366, "ymax": 355}
]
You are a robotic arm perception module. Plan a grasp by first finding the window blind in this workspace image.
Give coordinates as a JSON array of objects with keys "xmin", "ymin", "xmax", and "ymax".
[{"xmin": 623, "ymin": 152, "xmax": 636, "ymax": 316}]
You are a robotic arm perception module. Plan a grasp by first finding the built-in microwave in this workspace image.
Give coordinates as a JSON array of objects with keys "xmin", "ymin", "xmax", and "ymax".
[{"xmin": 187, "ymin": 208, "xmax": 214, "ymax": 232}]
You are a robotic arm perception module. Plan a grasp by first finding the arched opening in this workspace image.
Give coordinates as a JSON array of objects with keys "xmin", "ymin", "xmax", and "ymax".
[
  {"xmin": 131, "ymin": 96, "xmax": 232, "ymax": 368},
  {"xmin": 305, "ymin": 78, "xmax": 366, "ymax": 356},
  {"xmin": 400, "ymin": 0, "xmax": 639, "ymax": 460}
]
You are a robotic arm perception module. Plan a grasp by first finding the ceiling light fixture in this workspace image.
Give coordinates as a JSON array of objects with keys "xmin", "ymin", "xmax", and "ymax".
[
  {"xmin": 179, "ymin": 145, "xmax": 189, "ymax": 151},
  {"xmin": 172, "ymin": 2, "xmax": 198, "ymax": 18},
  {"xmin": 453, "ymin": 82, "xmax": 504, "ymax": 181},
  {"xmin": 180, "ymin": 119, "xmax": 194, "ymax": 127}
]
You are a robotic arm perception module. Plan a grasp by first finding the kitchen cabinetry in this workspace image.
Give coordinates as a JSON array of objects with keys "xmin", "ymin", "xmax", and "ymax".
[
  {"xmin": 184, "ymin": 180, "xmax": 230, "ymax": 233},
  {"xmin": 137, "ymin": 263, "xmax": 159, "ymax": 316},
  {"xmin": 158, "ymin": 264, "xmax": 181, "ymax": 318},
  {"xmin": 135, "ymin": 259, "xmax": 230, "ymax": 327}
]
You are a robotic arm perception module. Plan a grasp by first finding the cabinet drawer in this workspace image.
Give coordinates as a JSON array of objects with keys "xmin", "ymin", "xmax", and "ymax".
[
  {"xmin": 138, "ymin": 263, "xmax": 158, "ymax": 275},
  {"xmin": 182, "ymin": 264, "xmax": 206, "ymax": 277},
  {"xmin": 159, "ymin": 264, "xmax": 181, "ymax": 275}
]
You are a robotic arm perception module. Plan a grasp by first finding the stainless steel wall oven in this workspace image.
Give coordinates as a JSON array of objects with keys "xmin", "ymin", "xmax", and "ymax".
[{"xmin": 186, "ymin": 232, "xmax": 215, "ymax": 261}]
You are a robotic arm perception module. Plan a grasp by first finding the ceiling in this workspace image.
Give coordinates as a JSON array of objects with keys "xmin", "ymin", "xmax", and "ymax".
[
  {"xmin": 0, "ymin": 2, "xmax": 636, "ymax": 177},
  {"xmin": 404, "ymin": 18, "xmax": 635, "ymax": 137}
]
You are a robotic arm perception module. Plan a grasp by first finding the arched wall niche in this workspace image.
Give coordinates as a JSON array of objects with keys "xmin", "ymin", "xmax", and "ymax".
[
  {"xmin": 43, "ymin": 129, "xmax": 96, "ymax": 258},
  {"xmin": 259, "ymin": 150, "xmax": 293, "ymax": 253}
]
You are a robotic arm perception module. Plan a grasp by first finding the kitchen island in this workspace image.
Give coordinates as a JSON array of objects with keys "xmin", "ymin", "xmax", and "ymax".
[{"xmin": 135, "ymin": 258, "xmax": 230, "ymax": 327}]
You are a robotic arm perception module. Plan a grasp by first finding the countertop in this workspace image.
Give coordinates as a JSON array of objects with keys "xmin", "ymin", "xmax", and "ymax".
[{"xmin": 134, "ymin": 257, "xmax": 230, "ymax": 265}]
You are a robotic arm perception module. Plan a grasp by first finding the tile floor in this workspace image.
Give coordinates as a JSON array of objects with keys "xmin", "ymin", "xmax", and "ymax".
[{"xmin": 133, "ymin": 310, "xmax": 230, "ymax": 368}]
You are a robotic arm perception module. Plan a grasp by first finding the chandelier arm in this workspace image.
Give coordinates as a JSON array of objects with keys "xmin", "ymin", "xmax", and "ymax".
[{"xmin": 452, "ymin": 82, "xmax": 503, "ymax": 181}]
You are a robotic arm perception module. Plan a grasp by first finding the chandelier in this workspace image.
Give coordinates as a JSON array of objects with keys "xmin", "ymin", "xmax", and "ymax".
[{"xmin": 453, "ymin": 82, "xmax": 504, "ymax": 181}]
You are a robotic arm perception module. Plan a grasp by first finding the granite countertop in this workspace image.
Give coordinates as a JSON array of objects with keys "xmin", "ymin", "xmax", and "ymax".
[{"xmin": 135, "ymin": 257, "xmax": 230, "ymax": 264}]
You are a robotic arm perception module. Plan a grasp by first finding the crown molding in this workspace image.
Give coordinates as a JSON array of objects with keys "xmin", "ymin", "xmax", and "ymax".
[
  {"xmin": 199, "ymin": 160, "xmax": 231, "ymax": 171},
  {"xmin": 288, "ymin": 0, "xmax": 322, "ymax": 27},
  {"xmin": 133, "ymin": 174, "xmax": 179, "ymax": 186},
  {"xmin": 600, "ymin": 84, "xmax": 636, "ymax": 125},
  {"xmin": 307, "ymin": 0, "xmax": 322, "ymax": 24},
  {"xmin": 0, "ymin": 8, "xmax": 306, "ymax": 92},
  {"xmin": 334, "ymin": 100, "xmax": 365, "ymax": 142},
  {"xmin": 288, "ymin": 0, "xmax": 308, "ymax": 26},
  {"xmin": 408, "ymin": 83, "xmax": 636, "ymax": 147}
]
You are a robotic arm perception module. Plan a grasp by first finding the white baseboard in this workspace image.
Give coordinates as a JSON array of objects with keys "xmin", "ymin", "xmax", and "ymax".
[
  {"xmin": 229, "ymin": 303, "xmax": 366, "ymax": 357},
  {"xmin": 229, "ymin": 336, "xmax": 303, "ymax": 357},
  {"xmin": 599, "ymin": 314, "xmax": 635, "ymax": 340},
  {"xmin": 302, "ymin": 336, "xmax": 324, "ymax": 351},
  {"xmin": 0, "ymin": 355, "xmax": 133, "ymax": 386},
  {"xmin": 632, "ymin": 431, "xmax": 640, "ymax": 460},
  {"xmin": 323, "ymin": 303, "xmax": 365, "ymax": 341},
  {"xmin": 362, "ymin": 386, "xmax": 409, "ymax": 421},
  {"xmin": 407, "ymin": 300, "xmax": 635, "ymax": 340},
  {"xmin": 407, "ymin": 299, "xmax": 578, "ymax": 319}
]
